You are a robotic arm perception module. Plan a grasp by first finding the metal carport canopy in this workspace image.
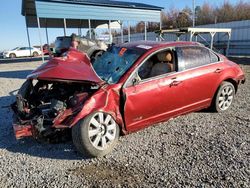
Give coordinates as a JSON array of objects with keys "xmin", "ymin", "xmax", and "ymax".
[
  {"xmin": 22, "ymin": 0, "xmax": 163, "ymax": 28},
  {"xmin": 22, "ymin": 0, "xmax": 163, "ymax": 63},
  {"xmin": 158, "ymin": 27, "xmax": 232, "ymax": 56}
]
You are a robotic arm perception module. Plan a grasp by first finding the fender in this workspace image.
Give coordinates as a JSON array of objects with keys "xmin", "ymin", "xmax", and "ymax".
[
  {"xmin": 212, "ymin": 61, "xmax": 245, "ymax": 97},
  {"xmin": 69, "ymin": 83, "xmax": 127, "ymax": 134}
]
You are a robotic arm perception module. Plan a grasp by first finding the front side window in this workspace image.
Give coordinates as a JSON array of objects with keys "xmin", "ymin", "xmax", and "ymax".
[
  {"xmin": 138, "ymin": 49, "xmax": 176, "ymax": 80},
  {"xmin": 125, "ymin": 49, "xmax": 177, "ymax": 87},
  {"xmin": 93, "ymin": 46, "xmax": 144, "ymax": 84},
  {"xmin": 176, "ymin": 46, "xmax": 211, "ymax": 71}
]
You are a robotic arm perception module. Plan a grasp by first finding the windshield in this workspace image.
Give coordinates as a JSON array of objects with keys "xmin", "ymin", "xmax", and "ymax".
[
  {"xmin": 93, "ymin": 46, "xmax": 144, "ymax": 84},
  {"xmin": 11, "ymin": 47, "xmax": 19, "ymax": 51},
  {"xmin": 55, "ymin": 37, "xmax": 71, "ymax": 54}
]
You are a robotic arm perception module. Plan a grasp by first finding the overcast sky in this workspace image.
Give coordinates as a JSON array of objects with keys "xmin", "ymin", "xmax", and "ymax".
[{"xmin": 0, "ymin": 0, "xmax": 244, "ymax": 51}]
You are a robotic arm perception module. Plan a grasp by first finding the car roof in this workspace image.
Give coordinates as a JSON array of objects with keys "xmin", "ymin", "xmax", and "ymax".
[{"xmin": 116, "ymin": 41, "xmax": 203, "ymax": 51}]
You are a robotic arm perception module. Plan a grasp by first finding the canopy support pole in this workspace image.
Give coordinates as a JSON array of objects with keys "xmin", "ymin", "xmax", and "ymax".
[
  {"xmin": 63, "ymin": 18, "xmax": 67, "ymax": 36},
  {"xmin": 144, "ymin": 21, "xmax": 147, "ymax": 41},
  {"xmin": 226, "ymin": 32, "xmax": 231, "ymax": 56},
  {"xmin": 45, "ymin": 19, "xmax": 49, "ymax": 45},
  {"xmin": 210, "ymin": 32, "xmax": 216, "ymax": 49},
  {"xmin": 37, "ymin": 17, "xmax": 44, "ymax": 63},
  {"xmin": 128, "ymin": 21, "xmax": 131, "ymax": 42},
  {"xmin": 121, "ymin": 21, "xmax": 124, "ymax": 43},
  {"xmin": 190, "ymin": 32, "xmax": 194, "ymax": 41},
  {"xmin": 109, "ymin": 20, "xmax": 112, "ymax": 44},
  {"xmin": 160, "ymin": 13, "xmax": 162, "ymax": 41},
  {"xmin": 192, "ymin": 0, "xmax": 196, "ymax": 27},
  {"xmin": 25, "ymin": 16, "xmax": 32, "ymax": 57},
  {"xmin": 88, "ymin": 19, "xmax": 92, "ymax": 39},
  {"xmin": 79, "ymin": 20, "xmax": 82, "ymax": 36}
]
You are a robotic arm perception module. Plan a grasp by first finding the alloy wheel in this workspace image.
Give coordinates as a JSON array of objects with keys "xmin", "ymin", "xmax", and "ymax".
[
  {"xmin": 88, "ymin": 112, "xmax": 117, "ymax": 150},
  {"xmin": 218, "ymin": 85, "xmax": 234, "ymax": 111}
]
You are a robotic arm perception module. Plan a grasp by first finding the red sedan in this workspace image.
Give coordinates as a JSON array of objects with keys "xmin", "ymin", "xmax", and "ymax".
[{"xmin": 12, "ymin": 41, "xmax": 245, "ymax": 157}]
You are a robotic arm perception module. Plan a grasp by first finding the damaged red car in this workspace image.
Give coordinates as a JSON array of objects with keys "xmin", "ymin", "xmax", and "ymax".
[{"xmin": 12, "ymin": 41, "xmax": 245, "ymax": 157}]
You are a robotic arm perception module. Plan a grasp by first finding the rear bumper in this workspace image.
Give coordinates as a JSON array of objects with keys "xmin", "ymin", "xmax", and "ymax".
[{"xmin": 238, "ymin": 74, "xmax": 246, "ymax": 84}]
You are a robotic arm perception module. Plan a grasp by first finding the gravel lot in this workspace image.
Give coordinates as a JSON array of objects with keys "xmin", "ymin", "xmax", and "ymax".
[{"xmin": 0, "ymin": 59, "xmax": 249, "ymax": 187}]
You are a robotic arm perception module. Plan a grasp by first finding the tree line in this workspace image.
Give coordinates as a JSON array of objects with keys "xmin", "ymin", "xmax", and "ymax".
[{"xmin": 121, "ymin": 1, "xmax": 250, "ymax": 35}]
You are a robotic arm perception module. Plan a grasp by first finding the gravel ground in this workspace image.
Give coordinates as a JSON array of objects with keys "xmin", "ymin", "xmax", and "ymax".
[{"xmin": 0, "ymin": 59, "xmax": 249, "ymax": 187}]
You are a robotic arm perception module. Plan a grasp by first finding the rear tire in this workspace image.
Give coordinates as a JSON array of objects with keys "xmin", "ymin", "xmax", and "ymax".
[
  {"xmin": 9, "ymin": 53, "xmax": 16, "ymax": 58},
  {"xmin": 211, "ymin": 81, "xmax": 235, "ymax": 112},
  {"xmin": 72, "ymin": 112, "xmax": 120, "ymax": 158}
]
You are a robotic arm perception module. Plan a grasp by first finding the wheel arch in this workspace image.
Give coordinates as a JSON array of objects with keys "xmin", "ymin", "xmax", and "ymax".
[
  {"xmin": 9, "ymin": 53, "xmax": 16, "ymax": 58},
  {"xmin": 69, "ymin": 85, "xmax": 126, "ymax": 135},
  {"xmin": 78, "ymin": 111, "xmax": 123, "ymax": 136},
  {"xmin": 222, "ymin": 78, "xmax": 238, "ymax": 93},
  {"xmin": 210, "ymin": 77, "xmax": 238, "ymax": 109}
]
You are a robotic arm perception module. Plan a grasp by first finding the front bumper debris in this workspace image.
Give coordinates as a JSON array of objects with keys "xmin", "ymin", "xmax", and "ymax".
[{"xmin": 13, "ymin": 123, "xmax": 33, "ymax": 139}]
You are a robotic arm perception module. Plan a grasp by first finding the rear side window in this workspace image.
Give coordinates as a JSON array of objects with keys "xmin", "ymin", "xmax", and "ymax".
[
  {"xmin": 176, "ymin": 46, "xmax": 211, "ymax": 71},
  {"xmin": 210, "ymin": 51, "xmax": 220, "ymax": 63}
]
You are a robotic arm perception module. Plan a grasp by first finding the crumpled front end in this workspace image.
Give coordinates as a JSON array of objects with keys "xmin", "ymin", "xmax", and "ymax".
[
  {"xmin": 11, "ymin": 49, "xmax": 105, "ymax": 140},
  {"xmin": 11, "ymin": 79, "xmax": 98, "ymax": 140}
]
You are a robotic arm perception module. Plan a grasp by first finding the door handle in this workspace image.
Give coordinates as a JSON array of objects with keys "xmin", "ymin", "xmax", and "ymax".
[
  {"xmin": 170, "ymin": 80, "xmax": 182, "ymax": 87},
  {"xmin": 214, "ymin": 68, "xmax": 223, "ymax": 73}
]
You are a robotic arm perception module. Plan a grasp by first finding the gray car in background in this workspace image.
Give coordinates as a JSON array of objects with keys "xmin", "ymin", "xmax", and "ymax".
[{"xmin": 55, "ymin": 36, "xmax": 108, "ymax": 62}]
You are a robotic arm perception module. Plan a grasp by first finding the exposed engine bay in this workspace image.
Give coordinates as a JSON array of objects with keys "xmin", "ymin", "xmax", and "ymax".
[{"xmin": 11, "ymin": 79, "xmax": 98, "ymax": 141}]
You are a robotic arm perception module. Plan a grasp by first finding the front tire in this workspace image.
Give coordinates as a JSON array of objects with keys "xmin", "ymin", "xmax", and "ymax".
[
  {"xmin": 72, "ymin": 112, "xmax": 120, "ymax": 157},
  {"xmin": 212, "ymin": 81, "xmax": 235, "ymax": 112},
  {"xmin": 9, "ymin": 53, "xmax": 16, "ymax": 58}
]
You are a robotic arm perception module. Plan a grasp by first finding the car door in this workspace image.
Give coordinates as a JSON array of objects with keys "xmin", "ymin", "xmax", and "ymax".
[
  {"xmin": 27, "ymin": 47, "xmax": 33, "ymax": 56},
  {"xmin": 14, "ymin": 47, "xmax": 21, "ymax": 57},
  {"xmin": 122, "ymin": 49, "xmax": 189, "ymax": 132},
  {"xmin": 123, "ymin": 75, "xmax": 188, "ymax": 132},
  {"xmin": 173, "ymin": 46, "xmax": 224, "ymax": 112},
  {"xmin": 23, "ymin": 47, "xmax": 31, "ymax": 56},
  {"xmin": 17, "ymin": 47, "xmax": 28, "ymax": 57}
]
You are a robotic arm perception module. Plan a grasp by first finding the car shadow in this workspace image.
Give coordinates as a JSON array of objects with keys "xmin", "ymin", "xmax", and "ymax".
[
  {"xmin": 0, "ymin": 91, "xmax": 86, "ymax": 160},
  {"xmin": 0, "ymin": 70, "xmax": 34, "ymax": 79}
]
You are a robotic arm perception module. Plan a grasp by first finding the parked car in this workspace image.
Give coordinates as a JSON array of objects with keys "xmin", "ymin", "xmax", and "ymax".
[
  {"xmin": 42, "ymin": 44, "xmax": 51, "ymax": 55},
  {"xmin": 2, "ymin": 47, "xmax": 42, "ymax": 58},
  {"xmin": 0, "ymin": 51, "xmax": 4, "ymax": 59},
  {"xmin": 54, "ymin": 35, "xmax": 108, "ymax": 62},
  {"xmin": 11, "ymin": 41, "xmax": 245, "ymax": 157}
]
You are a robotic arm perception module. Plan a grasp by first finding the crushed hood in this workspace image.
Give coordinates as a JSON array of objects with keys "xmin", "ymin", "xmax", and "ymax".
[{"xmin": 27, "ymin": 48, "xmax": 104, "ymax": 84}]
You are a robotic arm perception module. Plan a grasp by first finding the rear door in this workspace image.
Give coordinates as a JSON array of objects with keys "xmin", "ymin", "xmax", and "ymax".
[
  {"xmin": 174, "ymin": 46, "xmax": 224, "ymax": 111},
  {"xmin": 17, "ymin": 47, "xmax": 29, "ymax": 57}
]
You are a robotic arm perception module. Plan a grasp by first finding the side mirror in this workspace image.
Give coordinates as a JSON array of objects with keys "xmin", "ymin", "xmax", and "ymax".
[{"xmin": 132, "ymin": 77, "xmax": 139, "ymax": 86}]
